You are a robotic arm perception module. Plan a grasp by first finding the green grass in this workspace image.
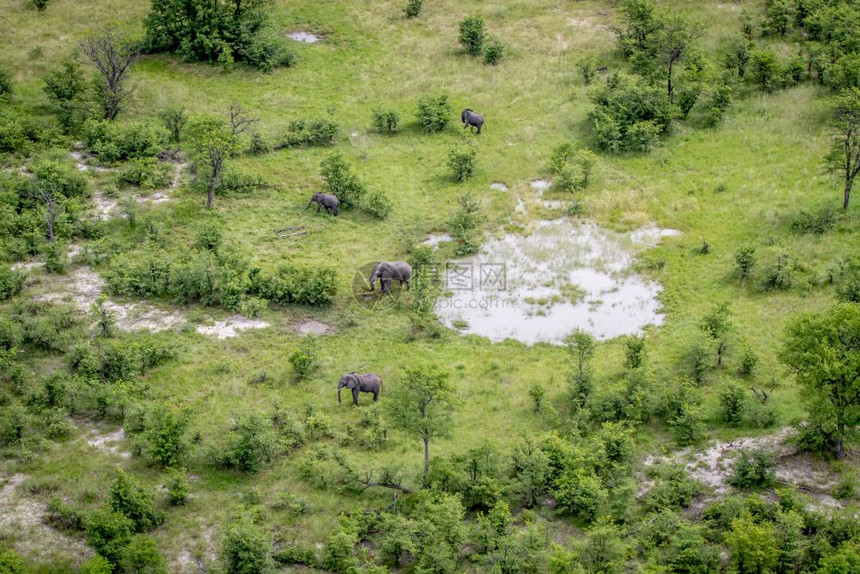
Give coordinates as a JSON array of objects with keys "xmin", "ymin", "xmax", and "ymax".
[{"xmin": 1, "ymin": 0, "xmax": 859, "ymax": 570}]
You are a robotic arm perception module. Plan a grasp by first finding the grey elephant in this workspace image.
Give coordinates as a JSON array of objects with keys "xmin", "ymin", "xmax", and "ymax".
[
  {"xmin": 369, "ymin": 261, "xmax": 412, "ymax": 294},
  {"xmin": 337, "ymin": 372, "xmax": 383, "ymax": 405},
  {"xmin": 461, "ymin": 108, "xmax": 484, "ymax": 134},
  {"xmin": 305, "ymin": 193, "xmax": 340, "ymax": 216}
]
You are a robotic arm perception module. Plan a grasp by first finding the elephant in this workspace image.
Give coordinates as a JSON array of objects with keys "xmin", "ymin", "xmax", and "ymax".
[
  {"xmin": 461, "ymin": 108, "xmax": 484, "ymax": 134},
  {"xmin": 369, "ymin": 261, "xmax": 412, "ymax": 294},
  {"xmin": 338, "ymin": 372, "xmax": 383, "ymax": 405},
  {"xmin": 305, "ymin": 193, "xmax": 340, "ymax": 216}
]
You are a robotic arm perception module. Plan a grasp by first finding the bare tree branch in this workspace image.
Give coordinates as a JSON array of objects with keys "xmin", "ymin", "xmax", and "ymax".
[
  {"xmin": 229, "ymin": 102, "xmax": 259, "ymax": 137},
  {"xmin": 79, "ymin": 28, "xmax": 141, "ymax": 120}
]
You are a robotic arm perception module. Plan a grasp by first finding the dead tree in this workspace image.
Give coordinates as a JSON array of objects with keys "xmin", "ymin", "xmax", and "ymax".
[
  {"xmin": 79, "ymin": 28, "xmax": 141, "ymax": 120},
  {"xmin": 32, "ymin": 182, "xmax": 59, "ymax": 242},
  {"xmin": 229, "ymin": 102, "xmax": 259, "ymax": 137}
]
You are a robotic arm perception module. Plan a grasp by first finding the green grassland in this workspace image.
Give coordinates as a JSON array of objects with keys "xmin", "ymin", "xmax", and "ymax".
[{"xmin": 1, "ymin": 0, "xmax": 859, "ymax": 571}]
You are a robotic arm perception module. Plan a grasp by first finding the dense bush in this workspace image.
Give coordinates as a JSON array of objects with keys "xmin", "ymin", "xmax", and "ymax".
[
  {"xmin": 109, "ymin": 469, "xmax": 164, "ymax": 532},
  {"xmin": 120, "ymin": 536, "xmax": 168, "ymax": 574},
  {"xmin": 791, "ymin": 206, "xmax": 837, "ymax": 234},
  {"xmin": 43, "ymin": 60, "xmax": 88, "ymax": 131},
  {"xmin": 214, "ymin": 413, "xmax": 282, "ymax": 473},
  {"xmin": 85, "ymin": 509, "xmax": 134, "ymax": 566},
  {"xmin": 415, "ymin": 93, "xmax": 453, "ymax": 133},
  {"xmin": 282, "ymin": 118, "xmax": 339, "ymax": 147},
  {"xmin": 165, "ymin": 468, "xmax": 190, "ymax": 505},
  {"xmin": 449, "ymin": 192, "xmax": 484, "ymax": 255},
  {"xmin": 117, "ymin": 158, "xmax": 173, "ymax": 189},
  {"xmin": 483, "ymin": 37, "xmax": 505, "ymax": 65},
  {"xmin": 761, "ymin": 246, "xmax": 794, "ymax": 290},
  {"xmin": 70, "ymin": 336, "xmax": 174, "ymax": 383},
  {"xmin": 372, "ymin": 108, "xmax": 400, "ymax": 134},
  {"xmin": 221, "ymin": 516, "xmax": 274, "ymax": 573},
  {"xmin": 82, "ymin": 120, "xmax": 169, "ymax": 163},
  {"xmin": 447, "ymin": 139, "xmax": 478, "ymax": 181},
  {"xmin": 0, "ymin": 67, "xmax": 11, "ymax": 100},
  {"xmin": 251, "ymin": 263, "xmax": 338, "ymax": 306},
  {"xmin": 144, "ymin": 0, "xmax": 295, "ymax": 71},
  {"xmin": 318, "ymin": 153, "xmax": 391, "ymax": 218},
  {"xmin": 728, "ymin": 449, "xmax": 776, "ymax": 489},
  {"xmin": 405, "ymin": 0, "xmax": 423, "ymax": 18},
  {"xmin": 141, "ymin": 405, "xmax": 191, "ymax": 467},
  {"xmin": 0, "ymin": 265, "xmax": 25, "ymax": 301},
  {"xmin": 550, "ymin": 144, "xmax": 597, "ymax": 191},
  {"xmin": 590, "ymin": 74, "xmax": 675, "ymax": 152},
  {"xmin": 32, "ymin": 0, "xmax": 51, "ymax": 11},
  {"xmin": 158, "ymin": 105, "xmax": 187, "ymax": 143},
  {"xmin": 289, "ymin": 335, "xmax": 320, "ymax": 380},
  {"xmin": 459, "ymin": 16, "xmax": 486, "ymax": 56}
]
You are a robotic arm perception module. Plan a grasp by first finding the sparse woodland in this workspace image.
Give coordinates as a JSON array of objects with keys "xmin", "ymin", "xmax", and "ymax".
[{"xmin": 0, "ymin": 0, "xmax": 859, "ymax": 572}]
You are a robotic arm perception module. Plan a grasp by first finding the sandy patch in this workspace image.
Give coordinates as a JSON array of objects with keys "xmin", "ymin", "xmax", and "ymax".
[
  {"xmin": 93, "ymin": 190, "xmax": 119, "ymax": 219},
  {"xmin": 196, "ymin": 316, "xmax": 271, "ymax": 339},
  {"xmin": 0, "ymin": 474, "xmax": 92, "ymax": 562},
  {"xmin": 298, "ymin": 320, "xmax": 332, "ymax": 335},
  {"xmin": 643, "ymin": 427, "xmax": 846, "ymax": 508},
  {"xmin": 422, "ymin": 233, "xmax": 454, "ymax": 247},
  {"xmin": 286, "ymin": 31, "xmax": 321, "ymax": 43},
  {"xmin": 491, "ymin": 182, "xmax": 509, "ymax": 192},
  {"xmin": 529, "ymin": 179, "xmax": 551, "ymax": 192},
  {"xmin": 84, "ymin": 424, "xmax": 130, "ymax": 459}
]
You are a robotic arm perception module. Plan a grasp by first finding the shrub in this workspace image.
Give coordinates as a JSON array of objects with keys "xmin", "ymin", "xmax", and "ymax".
[
  {"xmin": 554, "ymin": 469, "xmax": 607, "ymax": 523},
  {"xmin": 528, "ymin": 383, "xmax": 546, "ymax": 413},
  {"xmin": 372, "ymin": 108, "xmax": 400, "ymax": 133},
  {"xmin": 289, "ymin": 335, "xmax": 320, "ymax": 380},
  {"xmin": 120, "ymin": 535, "xmax": 168, "ymax": 574},
  {"xmin": 240, "ymin": 27, "xmax": 297, "ymax": 73},
  {"xmin": 165, "ymin": 469, "xmax": 189, "ymax": 505},
  {"xmin": 82, "ymin": 120, "xmax": 169, "ymax": 163},
  {"xmin": 0, "ymin": 67, "xmax": 12, "ymax": 100},
  {"xmin": 109, "ymin": 469, "xmax": 164, "ymax": 532},
  {"xmin": 405, "ymin": 0, "xmax": 423, "ymax": 18},
  {"xmin": 590, "ymin": 74, "xmax": 674, "ymax": 152},
  {"xmin": 415, "ymin": 93, "xmax": 453, "ymax": 133},
  {"xmin": 32, "ymin": 0, "xmax": 51, "ymax": 11},
  {"xmin": 361, "ymin": 188, "xmax": 393, "ymax": 219},
  {"xmin": 194, "ymin": 220, "xmax": 223, "ymax": 252},
  {"xmin": 719, "ymin": 381, "xmax": 748, "ymax": 426},
  {"xmin": 459, "ymin": 16, "xmax": 486, "ymax": 56},
  {"xmin": 761, "ymin": 247, "xmax": 794, "ymax": 290},
  {"xmin": 43, "ymin": 60, "xmax": 88, "ymax": 130},
  {"xmin": 739, "ymin": 344, "xmax": 759, "ymax": 377},
  {"xmin": 734, "ymin": 246, "xmax": 756, "ymax": 279},
  {"xmin": 0, "ymin": 265, "xmax": 25, "ymax": 301},
  {"xmin": 143, "ymin": 405, "xmax": 190, "ymax": 467},
  {"xmin": 31, "ymin": 158, "xmax": 91, "ymax": 198},
  {"xmin": 117, "ymin": 158, "xmax": 173, "ymax": 189},
  {"xmin": 249, "ymin": 131, "xmax": 271, "ymax": 155},
  {"xmin": 449, "ymin": 191, "xmax": 484, "ymax": 255},
  {"xmin": 750, "ymin": 49, "xmax": 782, "ymax": 92},
  {"xmin": 282, "ymin": 118, "xmax": 338, "ymax": 147},
  {"xmin": 550, "ymin": 145, "xmax": 597, "ymax": 192},
  {"xmin": 251, "ymin": 263, "xmax": 338, "ymax": 306},
  {"xmin": 728, "ymin": 449, "xmax": 776, "ymax": 489},
  {"xmin": 80, "ymin": 556, "xmax": 113, "ymax": 574},
  {"xmin": 221, "ymin": 516, "xmax": 273, "ymax": 574},
  {"xmin": 579, "ymin": 57, "xmax": 596, "ymax": 85},
  {"xmin": 317, "ymin": 153, "xmax": 391, "ymax": 218},
  {"xmin": 158, "ymin": 105, "xmax": 187, "ymax": 143},
  {"xmin": 216, "ymin": 413, "xmax": 281, "ymax": 473},
  {"xmin": 85, "ymin": 509, "xmax": 134, "ymax": 566},
  {"xmin": 448, "ymin": 139, "xmax": 478, "ymax": 181},
  {"xmin": 791, "ymin": 206, "xmax": 837, "ymax": 234},
  {"xmin": 218, "ymin": 168, "xmax": 267, "ymax": 194},
  {"xmin": 705, "ymin": 83, "xmax": 734, "ymax": 127},
  {"xmin": 483, "ymin": 37, "xmax": 505, "ymax": 65}
]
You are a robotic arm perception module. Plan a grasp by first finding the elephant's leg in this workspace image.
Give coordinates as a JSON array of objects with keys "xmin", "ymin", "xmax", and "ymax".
[
  {"xmin": 352, "ymin": 387, "xmax": 359, "ymax": 406},
  {"xmin": 405, "ymin": 279, "xmax": 410, "ymax": 290},
  {"xmin": 333, "ymin": 205, "xmax": 338, "ymax": 216},
  {"xmin": 373, "ymin": 390, "xmax": 379, "ymax": 402},
  {"xmin": 317, "ymin": 203, "xmax": 322, "ymax": 212},
  {"xmin": 477, "ymin": 125, "xmax": 481, "ymax": 134}
]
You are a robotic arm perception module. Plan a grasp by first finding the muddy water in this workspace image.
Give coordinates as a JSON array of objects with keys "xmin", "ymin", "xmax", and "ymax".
[{"xmin": 434, "ymin": 219, "xmax": 678, "ymax": 344}]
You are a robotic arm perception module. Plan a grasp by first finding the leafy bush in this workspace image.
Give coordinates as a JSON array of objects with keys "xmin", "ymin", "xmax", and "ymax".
[
  {"xmin": 218, "ymin": 168, "xmax": 267, "ymax": 195},
  {"xmin": 142, "ymin": 405, "xmax": 190, "ymax": 467},
  {"xmin": 405, "ymin": 0, "xmax": 423, "ymax": 18},
  {"xmin": 728, "ymin": 449, "xmax": 776, "ymax": 489},
  {"xmin": 249, "ymin": 131, "xmax": 271, "ymax": 155},
  {"xmin": 215, "ymin": 413, "xmax": 281, "ymax": 473},
  {"xmin": 145, "ymin": 0, "xmax": 292, "ymax": 71},
  {"xmin": 590, "ymin": 74, "xmax": 675, "ymax": 152},
  {"xmin": 554, "ymin": 468, "xmax": 608, "ymax": 523},
  {"xmin": 317, "ymin": 153, "xmax": 391, "ymax": 218},
  {"xmin": 31, "ymin": 158, "xmax": 91, "ymax": 198},
  {"xmin": 220, "ymin": 515, "xmax": 273, "ymax": 574},
  {"xmin": 791, "ymin": 206, "xmax": 837, "ymax": 234},
  {"xmin": 761, "ymin": 246, "xmax": 794, "ymax": 290},
  {"xmin": 361, "ymin": 188, "xmax": 393, "ymax": 219},
  {"xmin": 85, "ymin": 509, "xmax": 134, "ymax": 566},
  {"xmin": 484, "ymin": 37, "xmax": 505, "ymax": 65},
  {"xmin": 449, "ymin": 191, "xmax": 484, "ymax": 255},
  {"xmin": 282, "ymin": 118, "xmax": 338, "ymax": 147},
  {"xmin": 459, "ymin": 16, "xmax": 486, "ymax": 56},
  {"xmin": 372, "ymin": 107, "xmax": 400, "ymax": 133},
  {"xmin": 43, "ymin": 60, "xmax": 88, "ymax": 131},
  {"xmin": 251, "ymin": 263, "xmax": 338, "ymax": 306},
  {"xmin": 750, "ymin": 49, "xmax": 782, "ymax": 92},
  {"xmin": 550, "ymin": 144, "xmax": 597, "ymax": 191},
  {"xmin": 117, "ymin": 158, "xmax": 173, "ymax": 189},
  {"xmin": 32, "ymin": 0, "xmax": 51, "ymax": 11},
  {"xmin": 289, "ymin": 335, "xmax": 320, "ymax": 380},
  {"xmin": 82, "ymin": 120, "xmax": 169, "ymax": 163},
  {"xmin": 0, "ymin": 67, "xmax": 11, "ymax": 100},
  {"xmin": 120, "ymin": 536, "xmax": 168, "ymax": 574},
  {"xmin": 734, "ymin": 246, "xmax": 756, "ymax": 279},
  {"xmin": 719, "ymin": 381, "xmax": 748, "ymax": 426},
  {"xmin": 165, "ymin": 468, "xmax": 190, "ymax": 505},
  {"xmin": 158, "ymin": 105, "xmax": 187, "ymax": 143},
  {"xmin": 109, "ymin": 469, "xmax": 164, "ymax": 532},
  {"xmin": 194, "ymin": 220, "xmax": 223, "ymax": 252},
  {"xmin": 416, "ymin": 93, "xmax": 453, "ymax": 133},
  {"xmin": 0, "ymin": 265, "xmax": 25, "ymax": 301},
  {"xmin": 448, "ymin": 139, "xmax": 478, "ymax": 181}
]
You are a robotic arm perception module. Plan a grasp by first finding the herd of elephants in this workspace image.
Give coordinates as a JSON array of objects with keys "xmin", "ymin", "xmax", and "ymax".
[{"xmin": 320, "ymin": 109, "xmax": 484, "ymax": 406}]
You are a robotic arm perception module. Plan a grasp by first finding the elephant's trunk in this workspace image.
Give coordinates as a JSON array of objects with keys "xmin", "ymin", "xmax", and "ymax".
[
  {"xmin": 304, "ymin": 201, "xmax": 313, "ymax": 211},
  {"xmin": 337, "ymin": 381, "xmax": 344, "ymax": 403},
  {"xmin": 369, "ymin": 267, "xmax": 378, "ymax": 291}
]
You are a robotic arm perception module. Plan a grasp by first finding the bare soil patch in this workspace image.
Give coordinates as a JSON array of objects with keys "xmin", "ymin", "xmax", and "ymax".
[
  {"xmin": 196, "ymin": 316, "xmax": 271, "ymax": 339},
  {"xmin": 298, "ymin": 320, "xmax": 333, "ymax": 335}
]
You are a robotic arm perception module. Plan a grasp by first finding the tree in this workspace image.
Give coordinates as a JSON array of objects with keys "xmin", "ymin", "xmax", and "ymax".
[
  {"xmin": 79, "ymin": 28, "xmax": 141, "ymax": 120},
  {"xmin": 725, "ymin": 513, "xmax": 779, "ymax": 574},
  {"xmin": 656, "ymin": 15, "xmax": 701, "ymax": 103},
  {"xmin": 188, "ymin": 116, "xmax": 240, "ymax": 209},
  {"xmin": 700, "ymin": 302, "xmax": 731, "ymax": 366},
  {"xmin": 566, "ymin": 328, "xmax": 596, "ymax": 378},
  {"xmin": 43, "ymin": 60, "xmax": 88, "ymax": 130},
  {"xmin": 221, "ymin": 515, "xmax": 273, "ymax": 574},
  {"xmin": 780, "ymin": 303, "xmax": 860, "ymax": 459},
  {"xmin": 825, "ymin": 87, "xmax": 860, "ymax": 209},
  {"xmin": 31, "ymin": 181, "xmax": 59, "ymax": 243},
  {"xmin": 387, "ymin": 364, "xmax": 455, "ymax": 478}
]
